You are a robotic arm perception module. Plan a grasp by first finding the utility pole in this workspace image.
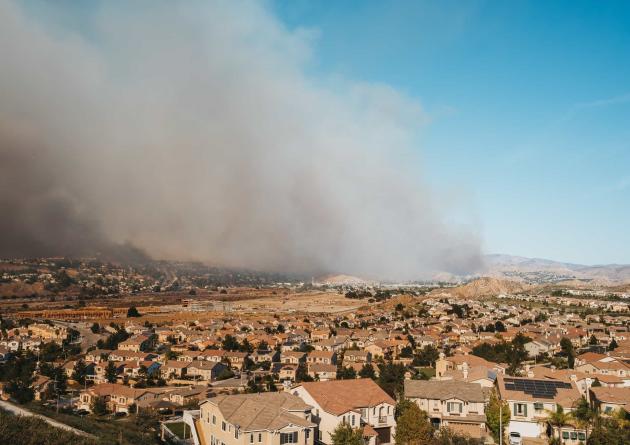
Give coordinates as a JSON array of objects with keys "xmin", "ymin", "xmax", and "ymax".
[{"xmin": 499, "ymin": 403, "xmax": 503, "ymax": 445}]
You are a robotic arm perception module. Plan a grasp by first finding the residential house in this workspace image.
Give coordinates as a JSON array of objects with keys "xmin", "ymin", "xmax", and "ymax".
[
  {"xmin": 198, "ymin": 392, "xmax": 315, "ymax": 445},
  {"xmin": 307, "ymin": 364, "xmax": 337, "ymax": 381},
  {"xmin": 589, "ymin": 386, "xmax": 630, "ymax": 416},
  {"xmin": 306, "ymin": 351, "xmax": 336, "ymax": 366},
  {"xmin": 404, "ymin": 380, "xmax": 487, "ymax": 439},
  {"xmin": 497, "ymin": 375, "xmax": 585, "ymax": 444},
  {"xmin": 161, "ymin": 360, "xmax": 190, "ymax": 379},
  {"xmin": 291, "ymin": 378, "xmax": 396, "ymax": 445},
  {"xmin": 187, "ymin": 361, "xmax": 228, "ymax": 382},
  {"xmin": 118, "ymin": 334, "xmax": 156, "ymax": 353}
]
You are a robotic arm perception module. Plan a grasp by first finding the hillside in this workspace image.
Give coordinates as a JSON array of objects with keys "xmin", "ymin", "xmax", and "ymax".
[
  {"xmin": 482, "ymin": 254, "xmax": 630, "ymax": 284},
  {"xmin": 314, "ymin": 274, "xmax": 371, "ymax": 286},
  {"xmin": 432, "ymin": 277, "xmax": 530, "ymax": 299}
]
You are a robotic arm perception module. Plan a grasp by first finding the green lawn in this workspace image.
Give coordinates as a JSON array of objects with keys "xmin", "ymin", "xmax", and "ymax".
[
  {"xmin": 418, "ymin": 367, "xmax": 435, "ymax": 379},
  {"xmin": 167, "ymin": 421, "xmax": 192, "ymax": 439}
]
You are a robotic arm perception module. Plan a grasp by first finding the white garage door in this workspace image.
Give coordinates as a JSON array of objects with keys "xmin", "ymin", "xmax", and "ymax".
[{"xmin": 508, "ymin": 421, "xmax": 540, "ymax": 438}]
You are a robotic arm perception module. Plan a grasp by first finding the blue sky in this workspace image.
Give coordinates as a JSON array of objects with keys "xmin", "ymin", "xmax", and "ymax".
[{"xmin": 274, "ymin": 0, "xmax": 630, "ymax": 265}]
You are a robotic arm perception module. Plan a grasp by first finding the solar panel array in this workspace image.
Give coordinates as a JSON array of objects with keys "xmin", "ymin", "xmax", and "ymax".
[{"xmin": 503, "ymin": 378, "xmax": 572, "ymax": 399}]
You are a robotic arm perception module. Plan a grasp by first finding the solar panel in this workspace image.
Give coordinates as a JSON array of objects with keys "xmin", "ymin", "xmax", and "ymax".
[{"xmin": 503, "ymin": 378, "xmax": 572, "ymax": 399}]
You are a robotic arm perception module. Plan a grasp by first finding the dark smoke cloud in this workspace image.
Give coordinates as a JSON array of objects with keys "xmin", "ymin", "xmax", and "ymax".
[{"xmin": 0, "ymin": 0, "xmax": 482, "ymax": 279}]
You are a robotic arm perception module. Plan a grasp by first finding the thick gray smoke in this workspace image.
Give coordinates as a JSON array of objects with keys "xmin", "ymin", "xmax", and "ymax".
[{"xmin": 0, "ymin": 0, "xmax": 481, "ymax": 279}]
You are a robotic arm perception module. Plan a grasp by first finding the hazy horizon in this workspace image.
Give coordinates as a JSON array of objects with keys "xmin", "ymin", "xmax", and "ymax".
[{"xmin": 1, "ymin": 0, "xmax": 629, "ymax": 276}]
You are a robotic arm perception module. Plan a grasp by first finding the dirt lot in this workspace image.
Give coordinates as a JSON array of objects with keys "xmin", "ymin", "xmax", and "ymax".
[{"xmin": 233, "ymin": 290, "xmax": 364, "ymax": 314}]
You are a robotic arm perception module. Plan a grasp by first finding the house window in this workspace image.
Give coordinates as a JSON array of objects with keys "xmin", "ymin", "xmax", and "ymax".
[
  {"xmin": 578, "ymin": 432, "xmax": 586, "ymax": 441},
  {"xmin": 318, "ymin": 431, "xmax": 322, "ymax": 441},
  {"xmin": 305, "ymin": 429, "xmax": 310, "ymax": 439},
  {"xmin": 351, "ymin": 415, "xmax": 355, "ymax": 426},
  {"xmin": 280, "ymin": 432, "xmax": 298, "ymax": 444},
  {"xmin": 222, "ymin": 421, "xmax": 226, "ymax": 431},
  {"xmin": 447, "ymin": 402, "xmax": 463, "ymax": 414},
  {"xmin": 534, "ymin": 403, "xmax": 544, "ymax": 412},
  {"xmin": 514, "ymin": 403, "xmax": 527, "ymax": 417},
  {"xmin": 570, "ymin": 432, "xmax": 577, "ymax": 440},
  {"xmin": 235, "ymin": 429, "xmax": 239, "ymax": 439},
  {"xmin": 213, "ymin": 415, "xmax": 216, "ymax": 425},
  {"xmin": 258, "ymin": 433, "xmax": 262, "ymax": 443},
  {"xmin": 562, "ymin": 432, "xmax": 569, "ymax": 440},
  {"xmin": 250, "ymin": 434, "xmax": 254, "ymax": 443}
]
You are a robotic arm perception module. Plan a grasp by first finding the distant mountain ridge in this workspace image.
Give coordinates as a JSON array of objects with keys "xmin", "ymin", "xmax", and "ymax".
[{"xmin": 481, "ymin": 254, "xmax": 630, "ymax": 284}]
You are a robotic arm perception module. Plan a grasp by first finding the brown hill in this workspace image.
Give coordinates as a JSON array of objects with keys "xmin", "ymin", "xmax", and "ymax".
[
  {"xmin": 315, "ymin": 274, "xmax": 372, "ymax": 286},
  {"xmin": 434, "ymin": 277, "xmax": 530, "ymax": 299},
  {"xmin": 0, "ymin": 281, "xmax": 48, "ymax": 298}
]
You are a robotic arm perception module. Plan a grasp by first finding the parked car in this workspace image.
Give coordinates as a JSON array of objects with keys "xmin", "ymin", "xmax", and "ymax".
[{"xmin": 509, "ymin": 432, "xmax": 522, "ymax": 445}]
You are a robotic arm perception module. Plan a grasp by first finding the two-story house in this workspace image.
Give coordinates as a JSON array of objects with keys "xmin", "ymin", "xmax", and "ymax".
[
  {"xmin": 198, "ymin": 393, "xmax": 316, "ymax": 445},
  {"xmin": 404, "ymin": 380, "xmax": 487, "ymax": 439},
  {"xmin": 497, "ymin": 375, "xmax": 585, "ymax": 444},
  {"xmin": 291, "ymin": 378, "xmax": 396, "ymax": 445}
]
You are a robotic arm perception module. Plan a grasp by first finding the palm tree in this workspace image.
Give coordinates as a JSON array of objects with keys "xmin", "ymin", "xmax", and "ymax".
[
  {"xmin": 572, "ymin": 396, "xmax": 595, "ymax": 440},
  {"xmin": 546, "ymin": 405, "xmax": 570, "ymax": 445}
]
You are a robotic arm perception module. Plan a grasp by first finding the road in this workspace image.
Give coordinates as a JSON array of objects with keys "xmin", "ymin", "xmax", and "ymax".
[
  {"xmin": 0, "ymin": 399, "xmax": 95, "ymax": 439},
  {"xmin": 54, "ymin": 320, "xmax": 107, "ymax": 352}
]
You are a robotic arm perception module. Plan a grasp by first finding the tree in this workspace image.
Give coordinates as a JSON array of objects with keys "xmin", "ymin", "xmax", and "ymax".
[
  {"xmin": 337, "ymin": 367, "xmax": 357, "ymax": 380},
  {"xmin": 105, "ymin": 361, "xmax": 118, "ymax": 383},
  {"xmin": 433, "ymin": 428, "xmax": 482, "ymax": 445},
  {"xmin": 222, "ymin": 335, "xmax": 240, "ymax": 351},
  {"xmin": 239, "ymin": 338, "xmax": 254, "ymax": 353},
  {"xmin": 609, "ymin": 338, "xmax": 618, "ymax": 351},
  {"xmin": 53, "ymin": 366, "xmax": 67, "ymax": 394},
  {"xmin": 560, "ymin": 337, "xmax": 576, "ymax": 369},
  {"xmin": 587, "ymin": 416, "xmax": 630, "ymax": 445},
  {"xmin": 413, "ymin": 345, "xmax": 439, "ymax": 367},
  {"xmin": 330, "ymin": 423, "xmax": 363, "ymax": 445},
  {"xmin": 5, "ymin": 380, "xmax": 34, "ymax": 404},
  {"xmin": 547, "ymin": 405, "xmax": 570, "ymax": 445},
  {"xmin": 573, "ymin": 397, "xmax": 595, "ymax": 439},
  {"xmin": 486, "ymin": 390, "xmax": 510, "ymax": 443},
  {"xmin": 296, "ymin": 363, "xmax": 313, "ymax": 382},
  {"xmin": 394, "ymin": 399, "xmax": 415, "ymax": 420},
  {"xmin": 72, "ymin": 359, "xmax": 88, "ymax": 385},
  {"xmin": 589, "ymin": 335, "xmax": 598, "ymax": 346},
  {"xmin": 505, "ymin": 338, "xmax": 528, "ymax": 376},
  {"xmin": 91, "ymin": 396, "xmax": 108, "ymax": 415},
  {"xmin": 394, "ymin": 402, "xmax": 433, "ymax": 445},
  {"xmin": 97, "ymin": 326, "xmax": 130, "ymax": 350},
  {"xmin": 377, "ymin": 363, "xmax": 406, "ymax": 398},
  {"xmin": 359, "ymin": 363, "xmax": 376, "ymax": 379},
  {"xmin": 127, "ymin": 306, "xmax": 141, "ymax": 317},
  {"xmin": 90, "ymin": 323, "xmax": 100, "ymax": 334}
]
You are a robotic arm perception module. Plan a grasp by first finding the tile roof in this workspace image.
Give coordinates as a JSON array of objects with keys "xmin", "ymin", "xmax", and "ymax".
[
  {"xmin": 590, "ymin": 386, "xmax": 630, "ymax": 409},
  {"xmin": 205, "ymin": 392, "xmax": 314, "ymax": 431},
  {"xmin": 404, "ymin": 380, "xmax": 485, "ymax": 402},
  {"xmin": 496, "ymin": 375, "xmax": 581, "ymax": 409},
  {"xmin": 295, "ymin": 378, "xmax": 395, "ymax": 415}
]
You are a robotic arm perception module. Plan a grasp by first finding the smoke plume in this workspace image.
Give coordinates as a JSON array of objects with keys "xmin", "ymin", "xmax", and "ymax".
[{"xmin": 0, "ymin": 0, "xmax": 481, "ymax": 279}]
